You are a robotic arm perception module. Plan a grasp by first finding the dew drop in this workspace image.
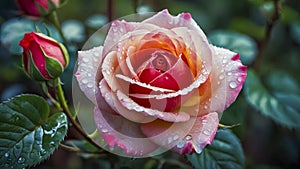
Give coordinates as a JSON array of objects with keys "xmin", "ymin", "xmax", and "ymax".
[
  {"xmin": 173, "ymin": 135, "xmax": 179, "ymax": 141},
  {"xmin": 219, "ymin": 74, "xmax": 225, "ymax": 80},
  {"xmin": 82, "ymin": 78, "xmax": 88, "ymax": 84},
  {"xmin": 4, "ymin": 152, "xmax": 9, "ymax": 158},
  {"xmin": 227, "ymin": 72, "xmax": 232, "ymax": 76},
  {"xmin": 203, "ymin": 129, "xmax": 211, "ymax": 136},
  {"xmin": 87, "ymin": 83, "xmax": 93, "ymax": 88},
  {"xmin": 49, "ymin": 141, "xmax": 55, "ymax": 146},
  {"xmin": 87, "ymin": 73, "xmax": 92, "ymax": 77},
  {"xmin": 237, "ymin": 77, "xmax": 242, "ymax": 82},
  {"xmin": 204, "ymin": 105, "xmax": 208, "ymax": 110},
  {"xmin": 40, "ymin": 149, "xmax": 47, "ymax": 156},
  {"xmin": 82, "ymin": 57, "xmax": 89, "ymax": 63},
  {"xmin": 185, "ymin": 135, "xmax": 192, "ymax": 141},
  {"xmin": 202, "ymin": 119, "xmax": 208, "ymax": 125},
  {"xmin": 229, "ymin": 81, "xmax": 237, "ymax": 89},
  {"xmin": 176, "ymin": 140, "xmax": 185, "ymax": 148},
  {"xmin": 168, "ymin": 137, "xmax": 173, "ymax": 144},
  {"xmin": 222, "ymin": 59, "xmax": 227, "ymax": 64},
  {"xmin": 17, "ymin": 157, "xmax": 25, "ymax": 164},
  {"xmin": 102, "ymin": 129, "xmax": 108, "ymax": 133},
  {"xmin": 112, "ymin": 27, "xmax": 117, "ymax": 32}
]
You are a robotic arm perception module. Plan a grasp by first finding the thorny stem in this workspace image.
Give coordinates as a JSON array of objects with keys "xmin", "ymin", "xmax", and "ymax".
[
  {"xmin": 54, "ymin": 78, "xmax": 103, "ymax": 151},
  {"xmin": 107, "ymin": 0, "xmax": 114, "ymax": 22},
  {"xmin": 253, "ymin": 0, "xmax": 281, "ymax": 70}
]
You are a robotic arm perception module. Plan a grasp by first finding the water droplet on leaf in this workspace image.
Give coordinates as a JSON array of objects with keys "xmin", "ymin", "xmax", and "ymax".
[{"xmin": 17, "ymin": 157, "xmax": 25, "ymax": 164}]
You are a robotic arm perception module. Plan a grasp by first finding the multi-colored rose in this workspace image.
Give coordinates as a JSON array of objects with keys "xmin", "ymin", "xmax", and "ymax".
[{"xmin": 75, "ymin": 9, "xmax": 247, "ymax": 156}]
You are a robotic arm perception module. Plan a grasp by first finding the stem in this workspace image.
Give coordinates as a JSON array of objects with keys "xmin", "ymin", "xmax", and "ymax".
[
  {"xmin": 47, "ymin": 11, "xmax": 67, "ymax": 43},
  {"xmin": 132, "ymin": 0, "xmax": 138, "ymax": 13},
  {"xmin": 253, "ymin": 0, "xmax": 280, "ymax": 70},
  {"xmin": 54, "ymin": 78, "xmax": 103, "ymax": 150},
  {"xmin": 107, "ymin": 0, "xmax": 114, "ymax": 22}
]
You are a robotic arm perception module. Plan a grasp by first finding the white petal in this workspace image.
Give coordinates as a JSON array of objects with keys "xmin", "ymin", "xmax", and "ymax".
[{"xmin": 76, "ymin": 46, "xmax": 103, "ymax": 103}]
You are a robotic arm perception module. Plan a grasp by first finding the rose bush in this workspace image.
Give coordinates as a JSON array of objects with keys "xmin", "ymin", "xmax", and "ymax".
[
  {"xmin": 76, "ymin": 9, "xmax": 247, "ymax": 156},
  {"xmin": 16, "ymin": 0, "xmax": 60, "ymax": 17},
  {"xmin": 19, "ymin": 32, "xmax": 69, "ymax": 81}
]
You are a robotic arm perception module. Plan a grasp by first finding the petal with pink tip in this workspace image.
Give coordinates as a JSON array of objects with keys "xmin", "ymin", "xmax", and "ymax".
[
  {"xmin": 94, "ymin": 107, "xmax": 158, "ymax": 156},
  {"xmin": 141, "ymin": 112, "xmax": 219, "ymax": 154},
  {"xmin": 143, "ymin": 9, "xmax": 208, "ymax": 44},
  {"xmin": 116, "ymin": 90, "xmax": 190, "ymax": 122},
  {"xmin": 76, "ymin": 46, "xmax": 103, "ymax": 103},
  {"xmin": 99, "ymin": 79, "xmax": 156, "ymax": 123},
  {"xmin": 209, "ymin": 46, "xmax": 247, "ymax": 113}
]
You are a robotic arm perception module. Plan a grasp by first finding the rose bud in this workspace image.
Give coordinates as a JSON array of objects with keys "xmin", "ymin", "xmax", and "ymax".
[
  {"xmin": 19, "ymin": 32, "xmax": 69, "ymax": 81},
  {"xmin": 16, "ymin": 0, "xmax": 60, "ymax": 17}
]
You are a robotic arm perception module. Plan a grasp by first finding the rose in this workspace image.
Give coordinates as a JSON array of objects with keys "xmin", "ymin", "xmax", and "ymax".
[
  {"xmin": 16, "ymin": 0, "xmax": 60, "ymax": 17},
  {"xmin": 75, "ymin": 9, "xmax": 247, "ymax": 156},
  {"xmin": 19, "ymin": 32, "xmax": 69, "ymax": 81}
]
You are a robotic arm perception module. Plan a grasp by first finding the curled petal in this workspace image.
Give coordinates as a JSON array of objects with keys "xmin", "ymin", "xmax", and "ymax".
[
  {"xmin": 76, "ymin": 46, "xmax": 103, "ymax": 103},
  {"xmin": 99, "ymin": 79, "xmax": 156, "ymax": 123},
  {"xmin": 116, "ymin": 90, "xmax": 190, "ymax": 122},
  {"xmin": 94, "ymin": 107, "xmax": 158, "ymax": 156},
  {"xmin": 143, "ymin": 9, "xmax": 208, "ymax": 45},
  {"xmin": 141, "ymin": 112, "xmax": 219, "ymax": 154},
  {"xmin": 209, "ymin": 46, "xmax": 247, "ymax": 113}
]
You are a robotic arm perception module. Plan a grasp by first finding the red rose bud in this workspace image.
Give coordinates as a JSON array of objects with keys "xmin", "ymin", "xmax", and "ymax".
[
  {"xmin": 16, "ymin": 0, "xmax": 60, "ymax": 17},
  {"xmin": 19, "ymin": 32, "xmax": 69, "ymax": 81}
]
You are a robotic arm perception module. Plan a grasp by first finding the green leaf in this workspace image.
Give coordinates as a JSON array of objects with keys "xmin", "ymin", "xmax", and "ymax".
[
  {"xmin": 244, "ymin": 69, "xmax": 300, "ymax": 128},
  {"xmin": 208, "ymin": 30, "xmax": 258, "ymax": 65},
  {"xmin": 0, "ymin": 94, "xmax": 68, "ymax": 169},
  {"xmin": 186, "ymin": 129, "xmax": 245, "ymax": 169}
]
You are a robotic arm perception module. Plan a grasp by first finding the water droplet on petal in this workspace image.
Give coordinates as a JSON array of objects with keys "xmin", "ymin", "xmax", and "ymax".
[
  {"xmin": 185, "ymin": 135, "xmax": 192, "ymax": 141},
  {"xmin": 173, "ymin": 135, "xmax": 179, "ymax": 141},
  {"xmin": 194, "ymin": 143, "xmax": 204, "ymax": 154},
  {"xmin": 229, "ymin": 81, "xmax": 237, "ymax": 89},
  {"xmin": 82, "ymin": 78, "xmax": 88, "ymax": 84},
  {"xmin": 102, "ymin": 129, "xmax": 108, "ymax": 133},
  {"xmin": 203, "ymin": 129, "xmax": 211, "ymax": 136},
  {"xmin": 87, "ymin": 83, "xmax": 93, "ymax": 88},
  {"xmin": 219, "ymin": 74, "xmax": 225, "ymax": 80},
  {"xmin": 82, "ymin": 57, "xmax": 89, "ymax": 63},
  {"xmin": 202, "ymin": 119, "xmax": 208, "ymax": 125},
  {"xmin": 227, "ymin": 72, "xmax": 232, "ymax": 76},
  {"xmin": 176, "ymin": 140, "xmax": 185, "ymax": 148},
  {"xmin": 168, "ymin": 137, "xmax": 173, "ymax": 144},
  {"xmin": 237, "ymin": 77, "xmax": 242, "ymax": 82}
]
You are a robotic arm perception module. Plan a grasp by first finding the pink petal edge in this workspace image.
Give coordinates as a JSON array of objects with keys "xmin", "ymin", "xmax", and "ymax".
[{"xmin": 76, "ymin": 46, "xmax": 103, "ymax": 103}]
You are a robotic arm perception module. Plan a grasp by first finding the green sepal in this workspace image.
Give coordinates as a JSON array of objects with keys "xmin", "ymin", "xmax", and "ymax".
[
  {"xmin": 45, "ymin": 56, "xmax": 63, "ymax": 78},
  {"xmin": 58, "ymin": 42, "xmax": 69, "ymax": 68}
]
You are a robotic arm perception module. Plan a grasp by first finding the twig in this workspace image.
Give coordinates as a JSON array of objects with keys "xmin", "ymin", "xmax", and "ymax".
[
  {"xmin": 107, "ymin": 0, "xmax": 114, "ymax": 22},
  {"xmin": 55, "ymin": 78, "xmax": 103, "ymax": 150},
  {"xmin": 253, "ymin": 0, "xmax": 281, "ymax": 70}
]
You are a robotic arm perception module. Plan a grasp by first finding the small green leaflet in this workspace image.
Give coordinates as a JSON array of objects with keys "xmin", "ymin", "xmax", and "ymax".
[
  {"xmin": 186, "ymin": 129, "xmax": 245, "ymax": 169},
  {"xmin": 0, "ymin": 94, "xmax": 68, "ymax": 169},
  {"xmin": 244, "ymin": 69, "xmax": 300, "ymax": 128}
]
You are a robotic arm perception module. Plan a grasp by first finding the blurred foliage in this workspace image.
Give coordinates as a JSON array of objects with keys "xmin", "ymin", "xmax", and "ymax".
[{"xmin": 0, "ymin": 0, "xmax": 300, "ymax": 169}]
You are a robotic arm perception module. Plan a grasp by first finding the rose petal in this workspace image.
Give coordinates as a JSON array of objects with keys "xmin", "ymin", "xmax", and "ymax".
[
  {"xmin": 143, "ymin": 9, "xmax": 208, "ymax": 45},
  {"xmin": 76, "ymin": 46, "xmax": 103, "ymax": 103},
  {"xmin": 116, "ymin": 90, "xmax": 190, "ymax": 122},
  {"xmin": 99, "ymin": 79, "xmax": 156, "ymax": 123},
  {"xmin": 141, "ymin": 112, "xmax": 219, "ymax": 154},
  {"xmin": 94, "ymin": 107, "xmax": 158, "ymax": 156},
  {"xmin": 209, "ymin": 46, "xmax": 247, "ymax": 113}
]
